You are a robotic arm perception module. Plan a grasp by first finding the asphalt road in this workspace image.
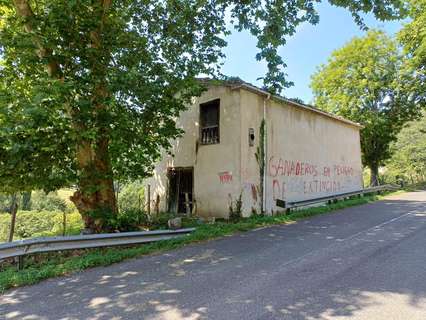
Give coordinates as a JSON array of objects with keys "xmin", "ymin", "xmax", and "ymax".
[{"xmin": 1, "ymin": 191, "xmax": 425, "ymax": 320}]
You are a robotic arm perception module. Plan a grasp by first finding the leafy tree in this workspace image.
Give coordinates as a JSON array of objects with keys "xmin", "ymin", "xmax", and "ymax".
[
  {"xmin": 398, "ymin": 0, "xmax": 426, "ymax": 108},
  {"xmin": 0, "ymin": 1, "xmax": 407, "ymax": 231},
  {"xmin": 386, "ymin": 112, "xmax": 426, "ymax": 183},
  {"xmin": 311, "ymin": 30, "xmax": 421, "ymax": 186}
]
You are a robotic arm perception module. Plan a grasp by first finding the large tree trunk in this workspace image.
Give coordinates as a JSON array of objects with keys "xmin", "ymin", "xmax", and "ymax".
[
  {"xmin": 14, "ymin": 0, "xmax": 116, "ymax": 233},
  {"xmin": 70, "ymin": 136, "xmax": 117, "ymax": 233},
  {"xmin": 69, "ymin": 1, "xmax": 116, "ymax": 232},
  {"xmin": 370, "ymin": 163, "xmax": 380, "ymax": 186}
]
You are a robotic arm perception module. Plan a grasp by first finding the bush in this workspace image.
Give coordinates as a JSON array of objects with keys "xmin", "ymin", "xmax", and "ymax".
[
  {"xmin": 109, "ymin": 209, "xmax": 149, "ymax": 232},
  {"xmin": 117, "ymin": 181, "xmax": 144, "ymax": 212},
  {"xmin": 0, "ymin": 193, "xmax": 25, "ymax": 212},
  {"xmin": 0, "ymin": 194, "xmax": 11, "ymax": 212},
  {"xmin": 31, "ymin": 191, "xmax": 68, "ymax": 212},
  {"xmin": 0, "ymin": 208, "xmax": 181, "ymax": 242},
  {"xmin": 229, "ymin": 193, "xmax": 243, "ymax": 220},
  {"xmin": 0, "ymin": 190, "xmax": 76, "ymax": 213},
  {"xmin": 150, "ymin": 212, "xmax": 176, "ymax": 229},
  {"xmin": 0, "ymin": 211, "xmax": 83, "ymax": 242},
  {"xmin": 107, "ymin": 210, "xmax": 176, "ymax": 232}
]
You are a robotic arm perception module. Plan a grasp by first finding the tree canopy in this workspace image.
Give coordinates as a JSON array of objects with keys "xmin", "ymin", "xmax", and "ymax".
[
  {"xmin": 384, "ymin": 0, "xmax": 426, "ymax": 184},
  {"xmin": 398, "ymin": 0, "xmax": 426, "ymax": 108},
  {"xmin": 311, "ymin": 30, "xmax": 421, "ymax": 185},
  {"xmin": 0, "ymin": 0, "xmax": 408, "ymax": 231},
  {"xmin": 386, "ymin": 112, "xmax": 426, "ymax": 183}
]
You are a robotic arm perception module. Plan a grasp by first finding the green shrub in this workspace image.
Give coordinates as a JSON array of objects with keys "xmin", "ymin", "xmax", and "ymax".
[
  {"xmin": 0, "ymin": 213, "xmax": 10, "ymax": 241},
  {"xmin": 229, "ymin": 193, "xmax": 243, "ymax": 220},
  {"xmin": 150, "ymin": 212, "xmax": 176, "ymax": 229},
  {"xmin": 0, "ymin": 194, "xmax": 12, "ymax": 212},
  {"xmin": 107, "ymin": 210, "xmax": 176, "ymax": 232},
  {"xmin": 0, "ymin": 208, "xmax": 180, "ymax": 242},
  {"xmin": 31, "ymin": 191, "xmax": 68, "ymax": 212},
  {"xmin": 0, "ymin": 211, "xmax": 83, "ymax": 242},
  {"xmin": 110, "ymin": 209, "xmax": 148, "ymax": 232},
  {"xmin": 117, "ymin": 181, "xmax": 144, "ymax": 212}
]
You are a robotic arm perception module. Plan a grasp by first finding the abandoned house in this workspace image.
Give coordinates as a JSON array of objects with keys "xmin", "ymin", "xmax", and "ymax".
[{"xmin": 145, "ymin": 79, "xmax": 363, "ymax": 218}]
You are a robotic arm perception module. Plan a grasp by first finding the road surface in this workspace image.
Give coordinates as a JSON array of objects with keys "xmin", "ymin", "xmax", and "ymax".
[{"xmin": 1, "ymin": 191, "xmax": 425, "ymax": 320}]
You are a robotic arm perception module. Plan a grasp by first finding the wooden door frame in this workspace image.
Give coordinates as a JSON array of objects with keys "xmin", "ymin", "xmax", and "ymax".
[{"xmin": 167, "ymin": 167, "xmax": 194, "ymax": 214}]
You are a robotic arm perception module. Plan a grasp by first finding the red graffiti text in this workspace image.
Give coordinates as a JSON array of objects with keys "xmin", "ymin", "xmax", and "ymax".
[
  {"xmin": 219, "ymin": 171, "xmax": 233, "ymax": 184},
  {"xmin": 304, "ymin": 180, "xmax": 342, "ymax": 194},
  {"xmin": 269, "ymin": 157, "xmax": 318, "ymax": 178}
]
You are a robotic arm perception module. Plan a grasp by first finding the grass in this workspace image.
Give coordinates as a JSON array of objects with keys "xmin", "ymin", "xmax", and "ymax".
[{"xmin": 0, "ymin": 192, "xmax": 395, "ymax": 293}]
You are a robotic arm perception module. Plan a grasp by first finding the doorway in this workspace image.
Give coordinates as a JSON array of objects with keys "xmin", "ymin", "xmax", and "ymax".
[{"xmin": 168, "ymin": 167, "xmax": 194, "ymax": 214}]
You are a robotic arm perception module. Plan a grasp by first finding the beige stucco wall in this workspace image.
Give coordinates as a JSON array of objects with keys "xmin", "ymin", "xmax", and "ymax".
[
  {"xmin": 147, "ymin": 84, "xmax": 363, "ymax": 218},
  {"xmin": 145, "ymin": 85, "xmax": 242, "ymax": 218},
  {"xmin": 238, "ymin": 89, "xmax": 363, "ymax": 215},
  {"xmin": 239, "ymin": 91, "xmax": 264, "ymax": 215}
]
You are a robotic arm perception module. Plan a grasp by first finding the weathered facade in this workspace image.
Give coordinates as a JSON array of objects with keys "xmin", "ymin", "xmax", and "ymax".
[{"xmin": 145, "ymin": 80, "xmax": 363, "ymax": 218}]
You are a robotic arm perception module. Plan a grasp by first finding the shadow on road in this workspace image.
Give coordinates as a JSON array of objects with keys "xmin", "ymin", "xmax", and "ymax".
[{"xmin": 1, "ymin": 196, "xmax": 425, "ymax": 320}]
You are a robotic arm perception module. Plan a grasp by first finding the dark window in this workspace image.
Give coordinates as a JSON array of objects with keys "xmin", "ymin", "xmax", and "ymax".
[{"xmin": 200, "ymin": 99, "xmax": 220, "ymax": 145}]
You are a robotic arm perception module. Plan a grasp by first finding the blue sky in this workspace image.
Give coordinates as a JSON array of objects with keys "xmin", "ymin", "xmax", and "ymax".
[{"xmin": 221, "ymin": 2, "xmax": 404, "ymax": 104}]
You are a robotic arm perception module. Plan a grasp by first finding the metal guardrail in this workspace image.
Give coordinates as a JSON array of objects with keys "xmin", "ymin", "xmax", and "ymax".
[
  {"xmin": 0, "ymin": 228, "xmax": 195, "ymax": 268},
  {"xmin": 276, "ymin": 184, "xmax": 399, "ymax": 210}
]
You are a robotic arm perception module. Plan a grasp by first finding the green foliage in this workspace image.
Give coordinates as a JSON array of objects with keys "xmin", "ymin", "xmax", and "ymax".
[
  {"xmin": 398, "ymin": 0, "xmax": 426, "ymax": 109},
  {"xmin": 0, "ymin": 211, "xmax": 83, "ymax": 242},
  {"xmin": 385, "ymin": 112, "xmax": 426, "ymax": 182},
  {"xmin": 0, "ymin": 192, "xmax": 31, "ymax": 212},
  {"xmin": 149, "ymin": 212, "xmax": 178, "ymax": 229},
  {"xmin": 0, "ymin": 192, "xmax": 390, "ymax": 293},
  {"xmin": 0, "ymin": 190, "xmax": 74, "ymax": 213},
  {"xmin": 116, "ymin": 209, "xmax": 149, "ymax": 231},
  {"xmin": 0, "ymin": 0, "xmax": 407, "ymax": 201},
  {"xmin": 21, "ymin": 192, "xmax": 31, "ymax": 211},
  {"xmin": 229, "ymin": 193, "xmax": 243, "ymax": 221},
  {"xmin": 117, "ymin": 181, "xmax": 144, "ymax": 213},
  {"xmin": 90, "ymin": 208, "xmax": 178, "ymax": 232},
  {"xmin": 0, "ymin": 194, "xmax": 11, "ymax": 212},
  {"xmin": 31, "ymin": 191, "xmax": 68, "ymax": 212},
  {"xmin": 311, "ymin": 30, "xmax": 421, "ymax": 185},
  {"xmin": 255, "ymin": 119, "xmax": 266, "ymax": 213}
]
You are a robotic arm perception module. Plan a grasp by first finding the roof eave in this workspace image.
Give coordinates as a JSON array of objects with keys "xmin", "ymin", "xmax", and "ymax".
[{"xmin": 233, "ymin": 82, "xmax": 363, "ymax": 129}]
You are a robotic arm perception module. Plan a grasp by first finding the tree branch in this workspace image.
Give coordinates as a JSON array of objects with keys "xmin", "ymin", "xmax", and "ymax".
[{"xmin": 13, "ymin": 0, "xmax": 62, "ymax": 78}]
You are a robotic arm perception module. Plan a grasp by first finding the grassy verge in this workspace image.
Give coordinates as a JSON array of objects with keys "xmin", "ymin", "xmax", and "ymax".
[{"xmin": 0, "ymin": 192, "xmax": 394, "ymax": 293}]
